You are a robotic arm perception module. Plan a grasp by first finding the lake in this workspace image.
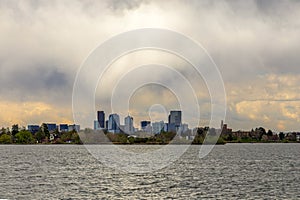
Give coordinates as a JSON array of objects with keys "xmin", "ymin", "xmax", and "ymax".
[{"xmin": 0, "ymin": 144, "xmax": 299, "ymax": 199}]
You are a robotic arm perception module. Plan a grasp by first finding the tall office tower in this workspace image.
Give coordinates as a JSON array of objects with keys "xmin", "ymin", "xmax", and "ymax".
[
  {"xmin": 168, "ymin": 110, "xmax": 182, "ymax": 132},
  {"xmin": 97, "ymin": 111, "xmax": 105, "ymax": 128},
  {"xmin": 108, "ymin": 113, "xmax": 120, "ymax": 133},
  {"xmin": 152, "ymin": 121, "xmax": 165, "ymax": 134},
  {"xmin": 124, "ymin": 115, "xmax": 134, "ymax": 134}
]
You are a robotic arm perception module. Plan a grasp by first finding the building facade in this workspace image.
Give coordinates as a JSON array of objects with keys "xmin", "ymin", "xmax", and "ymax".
[
  {"xmin": 27, "ymin": 125, "xmax": 39, "ymax": 134},
  {"xmin": 152, "ymin": 121, "xmax": 165, "ymax": 134},
  {"xmin": 141, "ymin": 121, "xmax": 151, "ymax": 132},
  {"xmin": 59, "ymin": 124, "xmax": 69, "ymax": 132},
  {"xmin": 46, "ymin": 123, "xmax": 57, "ymax": 132},
  {"xmin": 97, "ymin": 111, "xmax": 105, "ymax": 128},
  {"xmin": 68, "ymin": 124, "xmax": 80, "ymax": 132},
  {"xmin": 108, "ymin": 114, "xmax": 120, "ymax": 133},
  {"xmin": 124, "ymin": 115, "xmax": 134, "ymax": 134},
  {"xmin": 168, "ymin": 111, "xmax": 182, "ymax": 132}
]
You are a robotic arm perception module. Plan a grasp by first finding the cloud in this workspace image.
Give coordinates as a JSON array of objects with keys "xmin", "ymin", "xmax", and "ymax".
[
  {"xmin": 226, "ymin": 73, "xmax": 300, "ymax": 131},
  {"xmin": 233, "ymin": 99, "xmax": 300, "ymax": 132},
  {"xmin": 0, "ymin": 0, "xmax": 299, "ymax": 130},
  {"xmin": 0, "ymin": 100, "xmax": 73, "ymax": 127},
  {"xmin": 107, "ymin": 0, "xmax": 147, "ymax": 12}
]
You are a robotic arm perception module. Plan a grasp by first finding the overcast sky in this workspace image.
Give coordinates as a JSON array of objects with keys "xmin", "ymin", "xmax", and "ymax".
[{"xmin": 0, "ymin": 0, "xmax": 300, "ymax": 131}]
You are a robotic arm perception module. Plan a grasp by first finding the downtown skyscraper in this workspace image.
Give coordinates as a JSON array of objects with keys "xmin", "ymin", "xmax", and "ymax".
[
  {"xmin": 124, "ymin": 115, "xmax": 134, "ymax": 134},
  {"xmin": 168, "ymin": 111, "xmax": 182, "ymax": 132},
  {"xmin": 97, "ymin": 111, "xmax": 105, "ymax": 129}
]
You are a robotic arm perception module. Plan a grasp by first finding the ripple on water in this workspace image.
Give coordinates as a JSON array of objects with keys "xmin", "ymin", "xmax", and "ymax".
[{"xmin": 0, "ymin": 144, "xmax": 299, "ymax": 199}]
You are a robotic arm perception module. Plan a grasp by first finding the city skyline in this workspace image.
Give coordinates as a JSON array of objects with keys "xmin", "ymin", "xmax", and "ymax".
[
  {"xmin": 1, "ymin": 1, "xmax": 300, "ymax": 199},
  {"xmin": 0, "ymin": 1, "xmax": 300, "ymax": 132},
  {"xmin": 94, "ymin": 110, "xmax": 175, "ymax": 133},
  {"xmin": 14, "ymin": 109, "xmax": 295, "ymax": 136}
]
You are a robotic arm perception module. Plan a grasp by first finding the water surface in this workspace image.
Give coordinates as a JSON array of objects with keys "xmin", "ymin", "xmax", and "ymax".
[{"xmin": 0, "ymin": 144, "xmax": 299, "ymax": 199}]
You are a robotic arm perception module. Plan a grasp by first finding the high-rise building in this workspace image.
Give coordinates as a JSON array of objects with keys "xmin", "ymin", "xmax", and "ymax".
[
  {"xmin": 124, "ymin": 115, "xmax": 134, "ymax": 134},
  {"xmin": 108, "ymin": 114, "xmax": 120, "ymax": 133},
  {"xmin": 152, "ymin": 121, "xmax": 165, "ymax": 134},
  {"xmin": 168, "ymin": 111, "xmax": 182, "ymax": 132},
  {"xmin": 97, "ymin": 111, "xmax": 105, "ymax": 128}
]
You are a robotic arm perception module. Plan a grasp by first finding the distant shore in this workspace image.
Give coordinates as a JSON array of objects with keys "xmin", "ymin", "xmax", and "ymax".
[
  {"xmin": 1, "ymin": 126, "xmax": 299, "ymax": 145},
  {"xmin": 1, "ymin": 141, "xmax": 299, "ymax": 145}
]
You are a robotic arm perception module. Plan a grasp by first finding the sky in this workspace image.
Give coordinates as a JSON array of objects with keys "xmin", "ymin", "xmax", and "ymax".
[{"xmin": 0, "ymin": 0, "xmax": 300, "ymax": 132}]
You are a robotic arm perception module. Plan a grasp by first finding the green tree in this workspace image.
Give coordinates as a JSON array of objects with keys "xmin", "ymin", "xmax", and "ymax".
[
  {"xmin": 227, "ymin": 133, "xmax": 233, "ymax": 141},
  {"xmin": 0, "ymin": 134, "xmax": 12, "ymax": 144},
  {"xmin": 1, "ymin": 127, "xmax": 7, "ymax": 135},
  {"xmin": 60, "ymin": 130, "xmax": 82, "ymax": 144},
  {"xmin": 128, "ymin": 137, "xmax": 135, "ymax": 144},
  {"xmin": 192, "ymin": 135, "xmax": 204, "ymax": 144},
  {"xmin": 6, "ymin": 127, "xmax": 11, "ymax": 135},
  {"xmin": 71, "ymin": 131, "xmax": 82, "ymax": 144},
  {"xmin": 15, "ymin": 130, "xmax": 35, "ymax": 144},
  {"xmin": 54, "ymin": 127, "xmax": 60, "ymax": 137},
  {"xmin": 35, "ymin": 129, "xmax": 45, "ymax": 143},
  {"xmin": 11, "ymin": 124, "xmax": 19, "ymax": 136},
  {"xmin": 267, "ymin": 130, "xmax": 273, "ymax": 136},
  {"xmin": 279, "ymin": 132, "xmax": 285, "ymax": 141},
  {"xmin": 261, "ymin": 134, "xmax": 269, "ymax": 142},
  {"xmin": 117, "ymin": 134, "xmax": 128, "ymax": 144},
  {"xmin": 197, "ymin": 128, "xmax": 205, "ymax": 136},
  {"xmin": 41, "ymin": 123, "xmax": 50, "ymax": 138},
  {"xmin": 258, "ymin": 127, "xmax": 266, "ymax": 134},
  {"xmin": 257, "ymin": 127, "xmax": 266, "ymax": 140}
]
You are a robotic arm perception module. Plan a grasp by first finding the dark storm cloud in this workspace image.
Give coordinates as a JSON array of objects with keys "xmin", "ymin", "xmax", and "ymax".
[
  {"xmin": 193, "ymin": 0, "xmax": 300, "ymax": 81},
  {"xmin": 0, "ymin": 63, "xmax": 71, "ymax": 103},
  {"xmin": 0, "ymin": 0, "xmax": 299, "ymax": 129}
]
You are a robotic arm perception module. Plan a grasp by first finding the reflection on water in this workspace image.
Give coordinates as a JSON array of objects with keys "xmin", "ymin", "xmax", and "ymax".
[{"xmin": 0, "ymin": 144, "xmax": 299, "ymax": 199}]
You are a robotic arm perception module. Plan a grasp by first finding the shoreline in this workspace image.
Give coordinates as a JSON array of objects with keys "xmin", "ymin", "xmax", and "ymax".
[{"xmin": 0, "ymin": 141, "xmax": 299, "ymax": 145}]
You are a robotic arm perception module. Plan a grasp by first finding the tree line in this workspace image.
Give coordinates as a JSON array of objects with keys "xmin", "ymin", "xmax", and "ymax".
[
  {"xmin": 0, "ymin": 124, "xmax": 81, "ymax": 144},
  {"xmin": 0, "ymin": 124, "xmax": 298, "ymax": 145}
]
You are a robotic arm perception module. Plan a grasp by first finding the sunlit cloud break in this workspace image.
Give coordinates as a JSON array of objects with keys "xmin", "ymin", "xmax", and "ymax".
[{"xmin": 0, "ymin": 0, "xmax": 300, "ymax": 132}]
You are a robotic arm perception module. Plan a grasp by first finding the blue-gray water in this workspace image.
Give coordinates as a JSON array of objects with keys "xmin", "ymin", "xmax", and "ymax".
[{"xmin": 0, "ymin": 144, "xmax": 299, "ymax": 199}]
